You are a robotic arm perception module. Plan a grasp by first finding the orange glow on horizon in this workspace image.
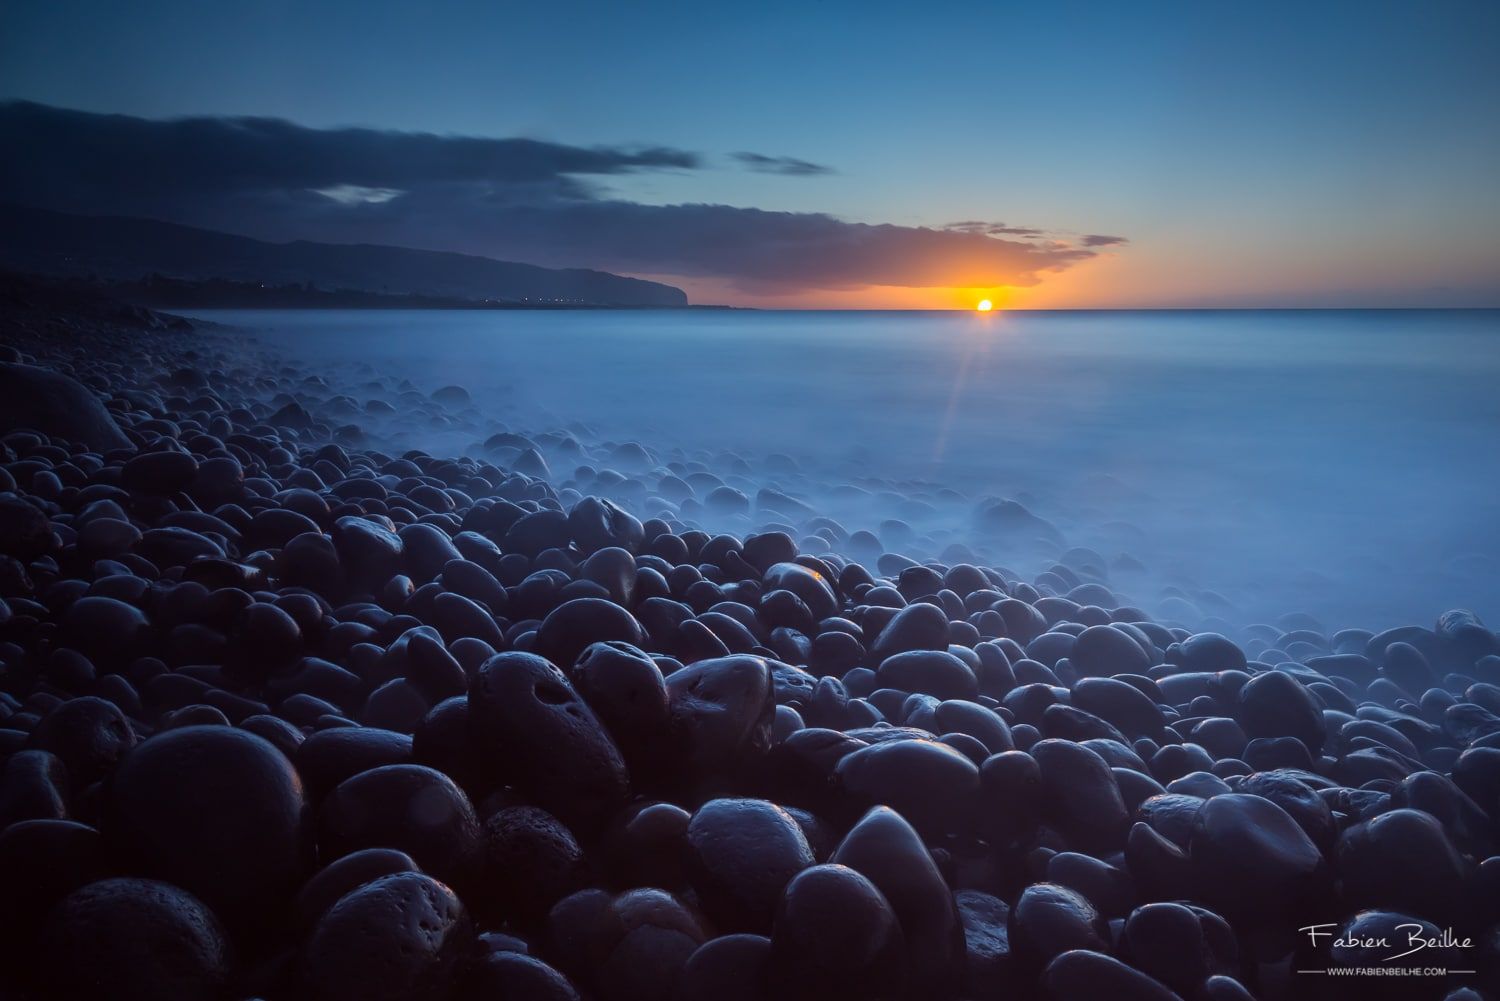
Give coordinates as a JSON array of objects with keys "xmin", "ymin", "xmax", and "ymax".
[
  {"xmin": 626, "ymin": 255, "xmax": 1130, "ymax": 309},
  {"xmin": 633, "ymin": 276, "xmax": 1030, "ymax": 310}
]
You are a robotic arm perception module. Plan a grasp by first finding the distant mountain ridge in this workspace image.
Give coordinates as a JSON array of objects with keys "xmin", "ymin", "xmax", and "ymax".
[{"xmin": 0, "ymin": 203, "xmax": 688, "ymax": 307}]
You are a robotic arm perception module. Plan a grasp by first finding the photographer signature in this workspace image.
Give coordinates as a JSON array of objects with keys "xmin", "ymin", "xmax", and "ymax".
[{"xmin": 1300, "ymin": 924, "xmax": 1473, "ymax": 963}]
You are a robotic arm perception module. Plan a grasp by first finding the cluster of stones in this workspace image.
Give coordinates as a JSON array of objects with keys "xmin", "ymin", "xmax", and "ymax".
[{"xmin": 3, "ymin": 305, "xmax": 1500, "ymax": 1001}]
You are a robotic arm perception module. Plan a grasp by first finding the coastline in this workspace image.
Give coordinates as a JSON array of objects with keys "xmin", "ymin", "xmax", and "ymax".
[{"xmin": 1, "ymin": 279, "xmax": 1498, "ymax": 998}]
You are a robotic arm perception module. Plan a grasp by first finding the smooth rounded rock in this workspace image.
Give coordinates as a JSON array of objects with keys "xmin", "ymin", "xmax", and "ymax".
[
  {"xmin": 1071, "ymin": 677, "xmax": 1164, "ymax": 739},
  {"xmin": 104, "ymin": 725, "xmax": 311, "ymax": 931},
  {"xmin": 869, "ymin": 602, "xmax": 950, "ymax": 662},
  {"xmin": 535, "ymin": 598, "xmax": 647, "ymax": 673},
  {"xmin": 664, "ymin": 655, "xmax": 775, "ymax": 794},
  {"xmin": 835, "ymin": 738, "xmax": 981, "ymax": 838},
  {"xmin": 296, "ymin": 726, "xmax": 414, "ymax": 799},
  {"xmin": 25, "ymin": 696, "xmax": 135, "ymax": 786},
  {"xmin": 679, "ymin": 933, "xmax": 771, "ymax": 1001},
  {"xmin": 318, "ymin": 763, "xmax": 481, "ymax": 890},
  {"xmin": 761, "ymin": 562, "xmax": 837, "ymax": 621},
  {"xmin": 1335, "ymin": 808, "xmax": 1469, "ymax": 925},
  {"xmin": 1043, "ymin": 949, "xmax": 1184, "ymax": 1001},
  {"xmin": 570, "ymin": 497, "xmax": 645, "ymax": 555},
  {"xmin": 1237, "ymin": 670, "xmax": 1326, "ymax": 754},
  {"xmin": 830, "ymin": 805, "xmax": 965, "ymax": 998},
  {"xmin": 1188, "ymin": 792, "xmax": 1328, "ymax": 926},
  {"xmin": 571, "ymin": 641, "xmax": 670, "ymax": 769},
  {"xmin": 1121, "ymin": 902, "xmax": 1237, "ymax": 997},
  {"xmin": 1008, "ymin": 882, "xmax": 1109, "ymax": 971},
  {"xmin": 38, "ymin": 877, "xmax": 229, "ymax": 1001},
  {"xmin": 293, "ymin": 847, "xmax": 421, "ymax": 933},
  {"xmin": 1170, "ymin": 633, "xmax": 1246, "ymax": 674},
  {"xmin": 60, "ymin": 596, "xmax": 150, "ymax": 664},
  {"xmin": 0, "ymin": 819, "xmax": 108, "ymax": 962},
  {"xmin": 768, "ymin": 864, "xmax": 907, "ymax": 1001},
  {"xmin": 331, "ymin": 515, "xmax": 404, "ymax": 589},
  {"xmin": 467, "ymin": 946, "xmax": 582, "ymax": 1001},
  {"xmin": 1031, "ymin": 738, "xmax": 1130, "ymax": 853},
  {"xmin": 1071, "ymin": 624, "xmax": 1152, "ymax": 677},
  {"xmin": 685, "ymin": 798, "xmax": 815, "ymax": 932},
  {"xmin": 876, "ymin": 649, "xmax": 980, "ymax": 701},
  {"xmin": 0, "ymin": 362, "xmax": 132, "ymax": 451}
]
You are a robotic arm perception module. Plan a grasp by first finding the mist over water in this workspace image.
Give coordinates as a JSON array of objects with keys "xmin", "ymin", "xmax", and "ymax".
[{"xmin": 196, "ymin": 307, "xmax": 1500, "ymax": 634}]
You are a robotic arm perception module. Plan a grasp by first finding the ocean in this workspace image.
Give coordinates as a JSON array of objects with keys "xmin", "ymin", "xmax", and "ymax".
[{"xmin": 192, "ymin": 307, "xmax": 1500, "ymax": 633}]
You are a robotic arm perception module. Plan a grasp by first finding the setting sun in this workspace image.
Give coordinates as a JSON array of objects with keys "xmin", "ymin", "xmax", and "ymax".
[{"xmin": 976, "ymin": 299, "xmax": 993, "ymax": 312}]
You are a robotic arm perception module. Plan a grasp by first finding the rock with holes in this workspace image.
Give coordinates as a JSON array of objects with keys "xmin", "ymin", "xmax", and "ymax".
[
  {"xmin": 301, "ymin": 871, "xmax": 471, "ymax": 1001},
  {"xmin": 469, "ymin": 652, "xmax": 630, "ymax": 832}
]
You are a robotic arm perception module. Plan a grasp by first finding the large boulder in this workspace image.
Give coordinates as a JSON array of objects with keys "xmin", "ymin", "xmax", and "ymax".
[{"xmin": 0, "ymin": 362, "xmax": 131, "ymax": 451}]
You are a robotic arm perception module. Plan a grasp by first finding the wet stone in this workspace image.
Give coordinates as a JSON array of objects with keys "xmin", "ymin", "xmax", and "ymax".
[
  {"xmin": 1336, "ymin": 808, "xmax": 1470, "ymax": 926},
  {"xmin": 876, "ymin": 649, "xmax": 980, "ymax": 701},
  {"xmin": 664, "ymin": 655, "xmax": 775, "ymax": 795},
  {"xmin": 768, "ymin": 864, "xmax": 907, "ymax": 1001},
  {"xmin": 1236, "ymin": 669, "xmax": 1327, "ymax": 754},
  {"xmin": 301, "ymin": 871, "xmax": 470, "ymax": 1001},
  {"xmin": 469, "ymin": 652, "xmax": 630, "ymax": 832},
  {"xmin": 1070, "ymin": 624, "xmax": 1152, "ymax": 677},
  {"xmin": 869, "ymin": 601, "xmax": 951, "ymax": 661},
  {"xmin": 679, "ymin": 933, "xmax": 771, "ymax": 1001},
  {"xmin": 830, "ymin": 805, "xmax": 965, "ymax": 998},
  {"xmin": 835, "ymin": 737, "xmax": 981, "ymax": 839},
  {"xmin": 685, "ymin": 798, "xmax": 815, "ymax": 933},
  {"xmin": 481, "ymin": 805, "xmax": 588, "ymax": 927},
  {"xmin": 317, "ymin": 763, "xmax": 481, "ymax": 890},
  {"xmin": 1042, "ymin": 949, "xmax": 1184, "ymax": 1001},
  {"xmin": 39, "ymin": 877, "xmax": 230, "ymax": 1001},
  {"xmin": 104, "ymin": 725, "xmax": 311, "ymax": 932},
  {"xmin": 535, "ymin": 597, "xmax": 647, "ymax": 672},
  {"xmin": 1008, "ymin": 882, "xmax": 1109, "ymax": 971},
  {"xmin": 292, "ymin": 846, "xmax": 420, "ymax": 933},
  {"xmin": 1031, "ymin": 738, "xmax": 1130, "ymax": 854},
  {"xmin": 1188, "ymin": 792, "xmax": 1328, "ymax": 927}
]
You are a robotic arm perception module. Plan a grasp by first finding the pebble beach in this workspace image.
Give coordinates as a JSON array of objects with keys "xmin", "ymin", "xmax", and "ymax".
[{"xmin": 2, "ymin": 276, "xmax": 1499, "ymax": 1001}]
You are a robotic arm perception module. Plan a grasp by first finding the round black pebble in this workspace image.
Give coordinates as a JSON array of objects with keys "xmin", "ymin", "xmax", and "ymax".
[
  {"xmin": 685, "ymin": 798, "xmax": 815, "ymax": 933},
  {"xmin": 39, "ymin": 877, "xmax": 230, "ymax": 1001},
  {"xmin": 481, "ymin": 805, "xmax": 588, "ymax": 927},
  {"xmin": 768, "ymin": 864, "xmax": 907, "ymax": 1001},
  {"xmin": 25, "ymin": 696, "xmax": 136, "ymax": 786},
  {"xmin": 293, "ymin": 847, "xmax": 420, "ymax": 933},
  {"xmin": 302, "ymin": 871, "xmax": 470, "ymax": 1001},
  {"xmin": 535, "ymin": 597, "xmax": 647, "ymax": 672},
  {"xmin": 104, "ymin": 725, "xmax": 311, "ymax": 932},
  {"xmin": 469, "ymin": 651, "xmax": 630, "ymax": 832},
  {"xmin": 318, "ymin": 763, "xmax": 481, "ymax": 891}
]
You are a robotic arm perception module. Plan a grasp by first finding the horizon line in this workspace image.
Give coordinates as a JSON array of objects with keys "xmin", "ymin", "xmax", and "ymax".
[{"xmin": 683, "ymin": 304, "xmax": 1500, "ymax": 312}]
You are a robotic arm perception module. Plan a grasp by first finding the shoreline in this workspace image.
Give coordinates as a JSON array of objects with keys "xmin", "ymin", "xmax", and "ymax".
[{"xmin": 1, "ymin": 279, "xmax": 1498, "ymax": 999}]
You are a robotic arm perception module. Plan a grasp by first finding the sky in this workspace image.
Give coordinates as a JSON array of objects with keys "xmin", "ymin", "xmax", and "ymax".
[{"xmin": 2, "ymin": 0, "xmax": 1497, "ymax": 308}]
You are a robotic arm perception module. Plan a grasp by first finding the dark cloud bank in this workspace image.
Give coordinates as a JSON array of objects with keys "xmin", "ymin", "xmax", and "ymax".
[{"xmin": 0, "ymin": 102, "xmax": 1122, "ymax": 292}]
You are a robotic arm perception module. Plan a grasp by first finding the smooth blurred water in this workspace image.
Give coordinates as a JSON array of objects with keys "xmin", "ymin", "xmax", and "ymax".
[{"xmin": 195, "ymin": 307, "xmax": 1500, "ymax": 630}]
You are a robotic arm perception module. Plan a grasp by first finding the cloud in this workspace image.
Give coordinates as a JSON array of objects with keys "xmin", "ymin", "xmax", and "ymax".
[
  {"xmin": 368, "ymin": 199, "xmax": 1098, "ymax": 290},
  {"xmin": 731, "ymin": 152, "xmax": 835, "ymax": 176},
  {"xmin": 314, "ymin": 184, "xmax": 403, "ymax": 205},
  {"xmin": 0, "ymin": 102, "xmax": 1121, "ymax": 294},
  {"xmin": 0, "ymin": 100, "xmax": 696, "ymax": 205},
  {"xmin": 944, "ymin": 223, "xmax": 1131, "ymax": 251},
  {"xmin": 943, "ymin": 220, "xmax": 1047, "ymax": 238}
]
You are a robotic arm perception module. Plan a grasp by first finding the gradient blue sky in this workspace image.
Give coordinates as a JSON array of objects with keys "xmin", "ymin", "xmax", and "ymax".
[{"xmin": 3, "ymin": 0, "xmax": 1497, "ymax": 306}]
